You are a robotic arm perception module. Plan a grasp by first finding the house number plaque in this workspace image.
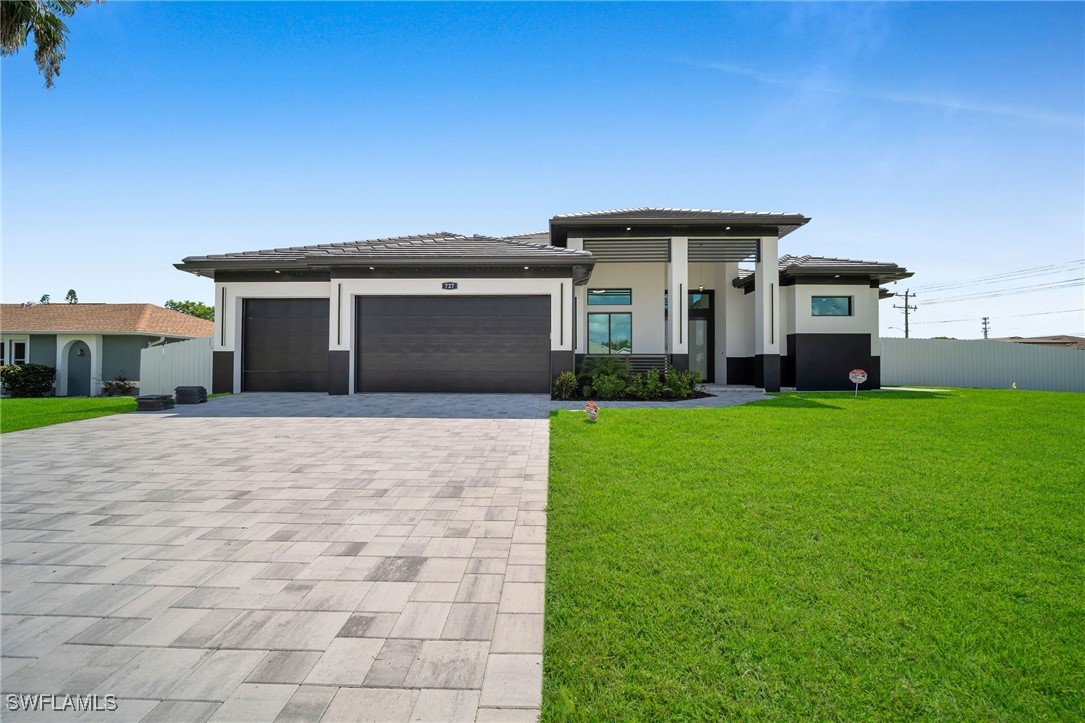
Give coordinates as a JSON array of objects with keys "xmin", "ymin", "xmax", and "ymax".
[{"xmin": 442, "ymin": 282, "xmax": 458, "ymax": 290}]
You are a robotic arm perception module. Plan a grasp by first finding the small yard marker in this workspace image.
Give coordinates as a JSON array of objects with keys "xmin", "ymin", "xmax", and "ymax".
[
  {"xmin": 848, "ymin": 369, "xmax": 868, "ymax": 398},
  {"xmin": 585, "ymin": 400, "xmax": 599, "ymax": 421}
]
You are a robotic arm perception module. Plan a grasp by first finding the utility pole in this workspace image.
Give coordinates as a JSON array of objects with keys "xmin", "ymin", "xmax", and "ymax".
[
  {"xmin": 893, "ymin": 289, "xmax": 917, "ymax": 338},
  {"xmin": 982, "ymin": 317, "xmax": 990, "ymax": 339}
]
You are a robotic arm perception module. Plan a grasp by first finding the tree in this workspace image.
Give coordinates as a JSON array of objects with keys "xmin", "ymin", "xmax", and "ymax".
[
  {"xmin": 165, "ymin": 299, "xmax": 214, "ymax": 321},
  {"xmin": 65, "ymin": 289, "xmax": 78, "ymax": 303},
  {"xmin": 1, "ymin": 1, "xmax": 97, "ymax": 89},
  {"xmin": 39, "ymin": 294, "xmax": 50, "ymax": 304}
]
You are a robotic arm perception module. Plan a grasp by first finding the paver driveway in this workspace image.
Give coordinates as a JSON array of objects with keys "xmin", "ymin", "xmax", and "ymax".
[{"xmin": 1, "ymin": 393, "xmax": 550, "ymax": 722}]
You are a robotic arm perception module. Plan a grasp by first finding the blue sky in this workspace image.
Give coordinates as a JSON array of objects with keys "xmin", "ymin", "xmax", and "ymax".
[{"xmin": 3, "ymin": 2, "xmax": 1083, "ymax": 339}]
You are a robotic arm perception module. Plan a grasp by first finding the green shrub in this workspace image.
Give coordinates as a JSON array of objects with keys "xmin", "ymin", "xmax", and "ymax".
[
  {"xmin": 552, "ymin": 371, "xmax": 578, "ymax": 400},
  {"xmin": 0, "ymin": 364, "xmax": 56, "ymax": 398},
  {"xmin": 593, "ymin": 374, "xmax": 627, "ymax": 400},
  {"xmin": 581, "ymin": 384, "xmax": 593, "ymax": 398},
  {"xmin": 628, "ymin": 371, "xmax": 665, "ymax": 400},
  {"xmin": 577, "ymin": 356, "xmax": 631, "ymax": 387},
  {"xmin": 664, "ymin": 369, "xmax": 700, "ymax": 400}
]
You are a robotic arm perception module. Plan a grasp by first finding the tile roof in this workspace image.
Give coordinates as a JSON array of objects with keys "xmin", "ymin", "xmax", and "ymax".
[
  {"xmin": 734, "ymin": 255, "xmax": 912, "ymax": 287},
  {"xmin": 552, "ymin": 207, "xmax": 809, "ymax": 222},
  {"xmin": 178, "ymin": 232, "xmax": 592, "ymax": 271},
  {"xmin": 0, "ymin": 304, "xmax": 214, "ymax": 338}
]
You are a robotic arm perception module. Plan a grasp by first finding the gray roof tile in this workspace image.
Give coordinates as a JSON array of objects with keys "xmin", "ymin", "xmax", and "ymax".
[{"xmin": 552, "ymin": 207, "xmax": 808, "ymax": 222}]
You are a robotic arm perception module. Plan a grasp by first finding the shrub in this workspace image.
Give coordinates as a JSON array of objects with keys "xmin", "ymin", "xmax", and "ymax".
[
  {"xmin": 552, "ymin": 371, "xmax": 578, "ymax": 400},
  {"xmin": 664, "ymin": 369, "xmax": 700, "ymax": 400},
  {"xmin": 577, "ymin": 356, "xmax": 631, "ymax": 387},
  {"xmin": 102, "ymin": 373, "xmax": 135, "ymax": 397},
  {"xmin": 0, "ymin": 364, "xmax": 56, "ymax": 398},
  {"xmin": 593, "ymin": 373, "xmax": 627, "ymax": 400},
  {"xmin": 581, "ymin": 384, "xmax": 593, "ymax": 398},
  {"xmin": 628, "ymin": 371, "xmax": 665, "ymax": 400}
]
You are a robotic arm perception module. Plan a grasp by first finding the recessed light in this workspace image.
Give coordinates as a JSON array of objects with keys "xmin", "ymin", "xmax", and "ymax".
[
  {"xmin": 725, "ymin": 226, "xmax": 731, "ymax": 231},
  {"xmin": 369, "ymin": 266, "xmax": 375, "ymax": 270},
  {"xmin": 626, "ymin": 227, "xmax": 632, "ymax": 231},
  {"xmin": 274, "ymin": 270, "xmax": 281, "ymax": 274},
  {"xmin": 524, "ymin": 266, "xmax": 529, "ymax": 270}
]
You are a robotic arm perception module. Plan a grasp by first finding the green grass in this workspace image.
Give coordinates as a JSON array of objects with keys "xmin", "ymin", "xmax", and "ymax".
[
  {"xmin": 545, "ymin": 390, "xmax": 1085, "ymax": 720},
  {"xmin": 0, "ymin": 397, "xmax": 137, "ymax": 433}
]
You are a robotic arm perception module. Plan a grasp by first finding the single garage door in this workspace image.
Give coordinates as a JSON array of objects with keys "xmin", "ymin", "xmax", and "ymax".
[
  {"xmin": 357, "ymin": 296, "xmax": 550, "ymax": 393},
  {"xmin": 243, "ymin": 298, "xmax": 329, "ymax": 392}
]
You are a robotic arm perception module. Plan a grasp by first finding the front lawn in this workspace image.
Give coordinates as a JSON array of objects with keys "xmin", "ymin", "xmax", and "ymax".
[
  {"xmin": 0, "ymin": 397, "xmax": 137, "ymax": 433},
  {"xmin": 545, "ymin": 390, "xmax": 1085, "ymax": 720}
]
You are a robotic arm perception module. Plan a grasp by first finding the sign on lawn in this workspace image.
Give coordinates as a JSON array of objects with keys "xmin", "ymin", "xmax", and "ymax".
[
  {"xmin": 849, "ymin": 369, "xmax": 868, "ymax": 384},
  {"xmin": 584, "ymin": 400, "xmax": 599, "ymax": 422}
]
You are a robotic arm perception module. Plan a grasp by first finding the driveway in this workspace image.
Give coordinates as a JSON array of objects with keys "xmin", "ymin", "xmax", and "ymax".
[{"xmin": 1, "ymin": 394, "xmax": 551, "ymax": 722}]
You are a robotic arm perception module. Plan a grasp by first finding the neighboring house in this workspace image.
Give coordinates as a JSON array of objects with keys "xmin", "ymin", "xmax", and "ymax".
[
  {"xmin": 989, "ymin": 335, "xmax": 1085, "ymax": 350},
  {"xmin": 0, "ymin": 304, "xmax": 214, "ymax": 396},
  {"xmin": 175, "ymin": 208, "xmax": 911, "ymax": 394}
]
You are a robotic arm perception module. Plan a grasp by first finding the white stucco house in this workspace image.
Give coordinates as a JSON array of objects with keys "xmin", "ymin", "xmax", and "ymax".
[{"xmin": 175, "ymin": 208, "xmax": 911, "ymax": 394}]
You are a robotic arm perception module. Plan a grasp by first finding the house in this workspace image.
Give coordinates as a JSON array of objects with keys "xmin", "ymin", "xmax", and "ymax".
[
  {"xmin": 989, "ymin": 335, "xmax": 1085, "ymax": 350},
  {"xmin": 174, "ymin": 208, "xmax": 911, "ymax": 394},
  {"xmin": 0, "ymin": 303, "xmax": 214, "ymax": 396}
]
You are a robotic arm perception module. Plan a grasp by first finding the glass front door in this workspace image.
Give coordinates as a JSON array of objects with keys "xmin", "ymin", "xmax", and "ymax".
[{"xmin": 689, "ymin": 319, "xmax": 709, "ymax": 382}]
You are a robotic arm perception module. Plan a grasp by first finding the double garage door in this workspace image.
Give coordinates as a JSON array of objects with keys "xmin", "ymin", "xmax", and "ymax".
[{"xmin": 242, "ymin": 296, "xmax": 550, "ymax": 393}]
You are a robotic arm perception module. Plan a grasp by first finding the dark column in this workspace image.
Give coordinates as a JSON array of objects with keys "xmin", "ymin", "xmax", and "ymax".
[
  {"xmin": 212, "ymin": 351, "xmax": 234, "ymax": 394},
  {"xmin": 669, "ymin": 354, "xmax": 689, "ymax": 372},
  {"xmin": 755, "ymin": 354, "xmax": 781, "ymax": 392},
  {"xmin": 726, "ymin": 357, "xmax": 754, "ymax": 385},
  {"xmin": 551, "ymin": 350, "xmax": 575, "ymax": 378},
  {"xmin": 328, "ymin": 350, "xmax": 350, "ymax": 395}
]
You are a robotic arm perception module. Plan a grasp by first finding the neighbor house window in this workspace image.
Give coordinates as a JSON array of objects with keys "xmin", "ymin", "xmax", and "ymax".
[
  {"xmin": 811, "ymin": 296, "xmax": 853, "ymax": 316},
  {"xmin": 1, "ymin": 339, "xmax": 27, "ymax": 365},
  {"xmin": 587, "ymin": 288, "xmax": 632, "ymax": 305},
  {"xmin": 588, "ymin": 313, "xmax": 632, "ymax": 354}
]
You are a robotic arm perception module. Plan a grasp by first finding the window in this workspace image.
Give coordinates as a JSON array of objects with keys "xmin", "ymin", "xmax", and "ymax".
[
  {"xmin": 1, "ymin": 339, "xmax": 28, "ymax": 365},
  {"xmin": 688, "ymin": 292, "xmax": 712, "ymax": 310},
  {"xmin": 588, "ymin": 313, "xmax": 632, "ymax": 354},
  {"xmin": 811, "ymin": 296, "xmax": 853, "ymax": 316},
  {"xmin": 587, "ymin": 288, "xmax": 632, "ymax": 306}
]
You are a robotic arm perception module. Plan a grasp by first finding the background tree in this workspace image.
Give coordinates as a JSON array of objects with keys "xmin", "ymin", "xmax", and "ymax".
[
  {"xmin": 1, "ymin": 0, "xmax": 96, "ymax": 88},
  {"xmin": 65, "ymin": 288, "xmax": 78, "ymax": 303},
  {"xmin": 164, "ymin": 299, "xmax": 214, "ymax": 321},
  {"xmin": 39, "ymin": 293, "xmax": 50, "ymax": 304}
]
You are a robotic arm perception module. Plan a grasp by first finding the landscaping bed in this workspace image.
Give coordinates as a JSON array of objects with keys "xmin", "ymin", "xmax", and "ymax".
[{"xmin": 544, "ymin": 389, "xmax": 1085, "ymax": 720}]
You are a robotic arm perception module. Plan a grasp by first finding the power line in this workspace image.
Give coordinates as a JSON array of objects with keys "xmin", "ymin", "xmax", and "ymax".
[
  {"xmin": 914, "ymin": 259, "xmax": 1085, "ymax": 293},
  {"xmin": 911, "ymin": 308, "xmax": 1085, "ymax": 325},
  {"xmin": 923, "ymin": 278, "xmax": 1084, "ymax": 305},
  {"xmin": 892, "ymin": 289, "xmax": 917, "ymax": 337}
]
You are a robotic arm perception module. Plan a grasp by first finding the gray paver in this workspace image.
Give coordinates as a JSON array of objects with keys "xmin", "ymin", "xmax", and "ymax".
[{"xmin": 0, "ymin": 393, "xmax": 550, "ymax": 721}]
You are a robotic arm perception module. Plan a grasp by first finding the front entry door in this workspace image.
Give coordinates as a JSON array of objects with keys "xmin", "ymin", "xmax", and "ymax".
[{"xmin": 687, "ymin": 291, "xmax": 714, "ymax": 383}]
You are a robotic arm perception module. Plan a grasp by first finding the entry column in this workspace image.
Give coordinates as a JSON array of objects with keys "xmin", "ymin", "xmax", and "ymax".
[
  {"xmin": 668, "ymin": 237, "xmax": 689, "ymax": 370},
  {"xmin": 753, "ymin": 236, "xmax": 781, "ymax": 391}
]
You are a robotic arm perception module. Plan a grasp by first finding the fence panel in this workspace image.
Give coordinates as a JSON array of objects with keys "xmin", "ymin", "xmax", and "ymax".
[
  {"xmin": 139, "ymin": 336, "xmax": 213, "ymax": 396},
  {"xmin": 881, "ymin": 338, "xmax": 1085, "ymax": 392}
]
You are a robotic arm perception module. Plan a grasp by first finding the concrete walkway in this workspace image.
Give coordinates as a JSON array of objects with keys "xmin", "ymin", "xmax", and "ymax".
[{"xmin": 1, "ymin": 394, "xmax": 550, "ymax": 722}]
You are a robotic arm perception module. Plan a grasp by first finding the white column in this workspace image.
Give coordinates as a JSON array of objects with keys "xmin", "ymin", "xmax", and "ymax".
[
  {"xmin": 569, "ymin": 239, "xmax": 587, "ymax": 353},
  {"xmin": 754, "ymin": 236, "xmax": 780, "ymax": 356},
  {"xmin": 668, "ymin": 237, "xmax": 689, "ymax": 357}
]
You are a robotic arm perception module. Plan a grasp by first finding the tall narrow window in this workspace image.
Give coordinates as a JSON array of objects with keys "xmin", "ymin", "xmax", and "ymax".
[
  {"xmin": 13, "ymin": 341, "xmax": 27, "ymax": 364},
  {"xmin": 588, "ymin": 313, "xmax": 632, "ymax": 354}
]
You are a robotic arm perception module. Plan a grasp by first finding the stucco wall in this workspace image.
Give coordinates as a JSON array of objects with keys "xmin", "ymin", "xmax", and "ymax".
[
  {"xmin": 582, "ymin": 262, "xmax": 667, "ymax": 354},
  {"xmin": 790, "ymin": 283, "xmax": 880, "ymax": 355},
  {"xmin": 102, "ymin": 335, "xmax": 152, "ymax": 381}
]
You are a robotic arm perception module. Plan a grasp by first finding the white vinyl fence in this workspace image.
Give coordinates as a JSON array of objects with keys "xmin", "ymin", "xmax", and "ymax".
[
  {"xmin": 139, "ymin": 336, "xmax": 213, "ymax": 395},
  {"xmin": 881, "ymin": 338, "xmax": 1085, "ymax": 393}
]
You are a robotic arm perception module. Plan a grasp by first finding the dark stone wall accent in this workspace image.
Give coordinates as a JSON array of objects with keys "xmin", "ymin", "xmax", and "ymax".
[
  {"xmin": 328, "ymin": 350, "xmax": 350, "ymax": 395},
  {"xmin": 781, "ymin": 352, "xmax": 796, "ymax": 388},
  {"xmin": 669, "ymin": 354, "xmax": 689, "ymax": 372},
  {"xmin": 212, "ymin": 351, "xmax": 234, "ymax": 394},
  {"xmin": 787, "ymin": 333, "xmax": 876, "ymax": 391},
  {"xmin": 574, "ymin": 353, "xmax": 587, "ymax": 369},
  {"xmin": 551, "ymin": 351, "xmax": 575, "ymax": 380},
  {"xmin": 726, "ymin": 357, "xmax": 754, "ymax": 386},
  {"xmin": 755, "ymin": 354, "xmax": 781, "ymax": 392}
]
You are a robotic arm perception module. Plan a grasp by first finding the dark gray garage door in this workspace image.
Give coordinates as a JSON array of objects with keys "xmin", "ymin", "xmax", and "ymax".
[
  {"xmin": 243, "ymin": 299, "xmax": 329, "ymax": 392},
  {"xmin": 357, "ymin": 296, "xmax": 550, "ymax": 393}
]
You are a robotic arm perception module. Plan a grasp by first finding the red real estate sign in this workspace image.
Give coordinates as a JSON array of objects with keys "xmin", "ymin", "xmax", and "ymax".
[{"xmin": 849, "ymin": 369, "xmax": 868, "ymax": 384}]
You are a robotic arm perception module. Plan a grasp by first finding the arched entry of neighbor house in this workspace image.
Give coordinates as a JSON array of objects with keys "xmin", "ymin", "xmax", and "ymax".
[{"xmin": 66, "ymin": 341, "xmax": 92, "ymax": 396}]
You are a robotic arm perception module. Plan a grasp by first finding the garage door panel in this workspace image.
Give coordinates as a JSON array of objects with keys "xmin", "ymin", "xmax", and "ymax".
[
  {"xmin": 243, "ymin": 299, "xmax": 329, "ymax": 392},
  {"xmin": 357, "ymin": 296, "xmax": 550, "ymax": 393}
]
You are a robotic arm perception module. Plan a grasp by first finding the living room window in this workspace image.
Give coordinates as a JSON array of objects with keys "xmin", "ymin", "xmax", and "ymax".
[
  {"xmin": 811, "ymin": 296, "xmax": 853, "ymax": 316},
  {"xmin": 588, "ymin": 313, "xmax": 632, "ymax": 354}
]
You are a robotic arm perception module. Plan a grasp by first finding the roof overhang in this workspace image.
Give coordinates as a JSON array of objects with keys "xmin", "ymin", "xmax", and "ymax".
[{"xmin": 549, "ymin": 214, "xmax": 811, "ymax": 247}]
